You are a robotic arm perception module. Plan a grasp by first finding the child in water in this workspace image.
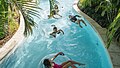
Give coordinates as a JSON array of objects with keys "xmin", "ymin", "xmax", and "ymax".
[
  {"xmin": 50, "ymin": 25, "xmax": 64, "ymax": 38},
  {"xmin": 48, "ymin": 5, "xmax": 62, "ymax": 19},
  {"xmin": 43, "ymin": 52, "xmax": 85, "ymax": 68},
  {"xmin": 69, "ymin": 15, "xmax": 87, "ymax": 28}
]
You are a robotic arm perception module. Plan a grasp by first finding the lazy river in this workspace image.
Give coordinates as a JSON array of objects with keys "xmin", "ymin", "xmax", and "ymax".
[{"xmin": 0, "ymin": 0, "xmax": 112, "ymax": 68}]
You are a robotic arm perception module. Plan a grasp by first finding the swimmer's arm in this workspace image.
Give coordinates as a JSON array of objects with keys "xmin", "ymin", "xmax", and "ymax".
[
  {"xmin": 75, "ymin": 15, "xmax": 81, "ymax": 17},
  {"xmin": 51, "ymin": 52, "xmax": 64, "ymax": 61},
  {"xmin": 57, "ymin": 14, "xmax": 62, "ymax": 17},
  {"xmin": 60, "ymin": 30, "xmax": 64, "ymax": 34},
  {"xmin": 51, "ymin": 53, "xmax": 59, "ymax": 61}
]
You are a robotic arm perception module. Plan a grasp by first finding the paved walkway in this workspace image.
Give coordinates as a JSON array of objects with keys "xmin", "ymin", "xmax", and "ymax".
[{"xmin": 73, "ymin": 0, "xmax": 120, "ymax": 68}]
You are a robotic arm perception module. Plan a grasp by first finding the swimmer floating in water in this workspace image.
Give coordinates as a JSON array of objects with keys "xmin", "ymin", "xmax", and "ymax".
[
  {"xmin": 43, "ymin": 52, "xmax": 85, "ymax": 68},
  {"xmin": 50, "ymin": 25, "xmax": 64, "ymax": 38},
  {"xmin": 69, "ymin": 15, "xmax": 87, "ymax": 28},
  {"xmin": 48, "ymin": 4, "xmax": 62, "ymax": 19}
]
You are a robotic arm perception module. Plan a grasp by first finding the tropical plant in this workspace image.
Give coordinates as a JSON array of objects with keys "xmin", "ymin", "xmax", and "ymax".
[
  {"xmin": 78, "ymin": 0, "xmax": 92, "ymax": 8},
  {"xmin": 78, "ymin": 0, "xmax": 107, "ymax": 27},
  {"xmin": 49, "ymin": 0, "xmax": 55, "ymax": 14},
  {"xmin": 8, "ymin": 0, "xmax": 41, "ymax": 36},
  {"xmin": 0, "ymin": 0, "xmax": 8, "ymax": 39},
  {"xmin": 96, "ymin": 0, "xmax": 118, "ymax": 27},
  {"xmin": 49, "ymin": 0, "xmax": 59, "ymax": 17},
  {"xmin": 78, "ymin": 0, "xmax": 120, "ymax": 48},
  {"xmin": 78, "ymin": 0, "xmax": 104, "ymax": 9},
  {"xmin": 95, "ymin": 0, "xmax": 120, "ymax": 48},
  {"xmin": 106, "ymin": 8, "xmax": 120, "ymax": 48}
]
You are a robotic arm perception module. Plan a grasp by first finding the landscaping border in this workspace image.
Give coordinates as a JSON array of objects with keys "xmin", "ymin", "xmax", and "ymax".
[{"xmin": 0, "ymin": 11, "xmax": 25, "ymax": 62}]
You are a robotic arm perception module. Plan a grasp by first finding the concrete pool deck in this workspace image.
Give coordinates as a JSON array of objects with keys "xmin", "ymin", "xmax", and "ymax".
[{"xmin": 73, "ymin": 0, "xmax": 120, "ymax": 68}]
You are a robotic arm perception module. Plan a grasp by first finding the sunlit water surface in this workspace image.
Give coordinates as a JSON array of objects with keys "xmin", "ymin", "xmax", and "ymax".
[{"xmin": 0, "ymin": 0, "xmax": 112, "ymax": 68}]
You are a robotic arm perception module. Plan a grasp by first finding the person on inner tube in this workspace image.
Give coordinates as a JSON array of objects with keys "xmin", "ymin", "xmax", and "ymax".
[
  {"xmin": 48, "ymin": 5, "xmax": 62, "ymax": 19},
  {"xmin": 43, "ymin": 52, "xmax": 85, "ymax": 68},
  {"xmin": 50, "ymin": 25, "xmax": 64, "ymax": 38},
  {"xmin": 69, "ymin": 15, "xmax": 87, "ymax": 28}
]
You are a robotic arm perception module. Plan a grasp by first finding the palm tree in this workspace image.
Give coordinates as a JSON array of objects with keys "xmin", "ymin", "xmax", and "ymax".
[
  {"xmin": 9, "ymin": 0, "xmax": 58, "ymax": 36},
  {"xmin": 18, "ymin": 0, "xmax": 57, "ymax": 35},
  {"xmin": 7, "ymin": 0, "xmax": 41, "ymax": 36},
  {"xmin": 1, "ymin": 0, "xmax": 57, "ymax": 37}
]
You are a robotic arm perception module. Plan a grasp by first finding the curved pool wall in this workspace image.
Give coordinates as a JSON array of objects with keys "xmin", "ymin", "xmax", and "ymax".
[
  {"xmin": 0, "ymin": 0, "xmax": 112, "ymax": 68},
  {"xmin": 0, "ymin": 11, "xmax": 25, "ymax": 62}
]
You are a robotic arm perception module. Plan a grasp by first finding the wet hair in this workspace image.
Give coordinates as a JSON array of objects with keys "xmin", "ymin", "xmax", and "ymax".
[
  {"xmin": 53, "ymin": 26, "xmax": 57, "ymax": 30},
  {"xmin": 43, "ymin": 59, "xmax": 51, "ymax": 68},
  {"xmin": 54, "ymin": 5, "xmax": 58, "ymax": 9},
  {"xmin": 69, "ymin": 15, "xmax": 72, "ymax": 18},
  {"xmin": 52, "ymin": 25, "xmax": 57, "ymax": 31}
]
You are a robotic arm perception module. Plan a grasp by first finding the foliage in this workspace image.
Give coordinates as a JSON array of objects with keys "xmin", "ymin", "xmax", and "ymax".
[
  {"xmin": 78, "ymin": 0, "xmax": 120, "ymax": 48},
  {"xmin": 0, "ymin": 0, "xmax": 41, "ymax": 40},
  {"xmin": 78, "ymin": 0, "xmax": 92, "ymax": 8},
  {"xmin": 49, "ymin": 0, "xmax": 55, "ymax": 13},
  {"xmin": 94, "ymin": 0, "xmax": 120, "ymax": 48},
  {"xmin": 8, "ymin": 5, "xmax": 19, "ymax": 35},
  {"xmin": 106, "ymin": 9, "xmax": 120, "ymax": 48},
  {"xmin": 49, "ymin": 0, "xmax": 58, "ymax": 17},
  {"xmin": 96, "ymin": 0, "xmax": 118, "ymax": 27},
  {"xmin": 79, "ymin": 0, "xmax": 104, "ymax": 9},
  {"xmin": 0, "ymin": 24, "xmax": 5, "ymax": 40},
  {"xmin": 8, "ymin": 0, "xmax": 41, "ymax": 36},
  {"xmin": 78, "ymin": 0, "xmax": 108, "ymax": 27},
  {"xmin": 0, "ymin": 0, "xmax": 8, "ymax": 39}
]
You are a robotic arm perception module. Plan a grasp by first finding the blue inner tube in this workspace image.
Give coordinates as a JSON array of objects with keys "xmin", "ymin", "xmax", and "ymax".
[{"xmin": 39, "ymin": 53, "xmax": 70, "ymax": 68}]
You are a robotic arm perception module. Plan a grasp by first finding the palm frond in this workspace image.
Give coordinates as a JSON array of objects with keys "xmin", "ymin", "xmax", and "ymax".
[
  {"xmin": 49, "ymin": 0, "xmax": 54, "ymax": 12},
  {"xmin": 26, "ymin": 10, "xmax": 40, "ymax": 18},
  {"xmin": 9, "ymin": 0, "xmax": 41, "ymax": 36},
  {"xmin": 106, "ymin": 8, "xmax": 120, "ymax": 48},
  {"xmin": 24, "ymin": 19, "xmax": 33, "ymax": 36},
  {"xmin": 22, "ymin": 5, "xmax": 42, "ymax": 10},
  {"xmin": 49, "ymin": 0, "xmax": 59, "ymax": 17}
]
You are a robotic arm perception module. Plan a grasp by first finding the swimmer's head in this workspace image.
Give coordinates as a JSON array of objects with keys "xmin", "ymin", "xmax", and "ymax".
[
  {"xmin": 43, "ymin": 59, "xmax": 51, "ymax": 68},
  {"xmin": 54, "ymin": 5, "xmax": 58, "ymax": 9},
  {"xmin": 69, "ymin": 15, "xmax": 72, "ymax": 18}
]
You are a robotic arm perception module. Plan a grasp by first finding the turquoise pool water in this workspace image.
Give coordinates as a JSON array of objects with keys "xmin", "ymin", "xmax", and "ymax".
[{"xmin": 0, "ymin": 0, "xmax": 112, "ymax": 68}]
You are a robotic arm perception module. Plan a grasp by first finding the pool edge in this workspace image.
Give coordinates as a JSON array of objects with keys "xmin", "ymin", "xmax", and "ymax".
[
  {"xmin": 0, "ymin": 11, "xmax": 25, "ymax": 63},
  {"xmin": 72, "ymin": 0, "xmax": 113, "ymax": 68}
]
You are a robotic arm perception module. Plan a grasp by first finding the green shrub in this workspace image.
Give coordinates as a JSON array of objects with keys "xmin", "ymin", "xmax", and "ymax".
[
  {"xmin": 78, "ymin": 0, "xmax": 120, "ymax": 48},
  {"xmin": 0, "ymin": 32, "xmax": 5, "ymax": 40}
]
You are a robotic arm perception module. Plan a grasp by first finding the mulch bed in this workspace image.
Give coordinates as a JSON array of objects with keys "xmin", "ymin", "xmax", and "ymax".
[{"xmin": 0, "ymin": 33, "xmax": 14, "ymax": 48}]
